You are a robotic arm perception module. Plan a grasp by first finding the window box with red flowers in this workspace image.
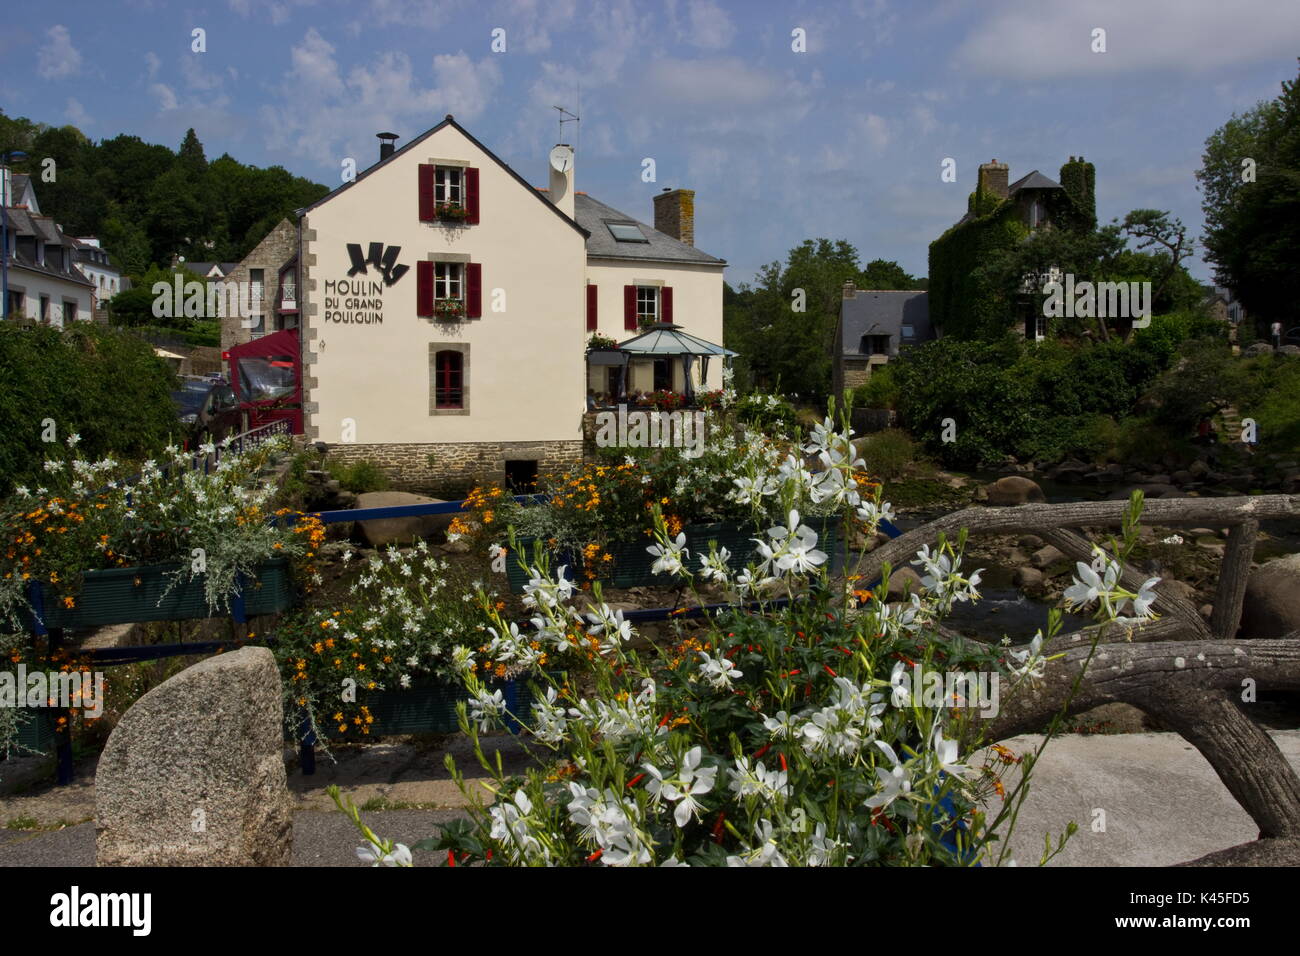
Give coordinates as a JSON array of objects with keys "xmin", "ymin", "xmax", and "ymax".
[
  {"xmin": 434, "ymin": 298, "xmax": 466, "ymax": 320},
  {"xmin": 435, "ymin": 202, "xmax": 471, "ymax": 222}
]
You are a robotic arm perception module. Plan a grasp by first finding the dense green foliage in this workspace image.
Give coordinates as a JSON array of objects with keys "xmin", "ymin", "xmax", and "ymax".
[
  {"xmin": 0, "ymin": 324, "xmax": 181, "ymax": 494},
  {"xmin": 1198, "ymin": 59, "xmax": 1300, "ymax": 331},
  {"xmin": 0, "ymin": 112, "xmax": 327, "ymax": 277},
  {"xmin": 723, "ymin": 241, "xmax": 922, "ymax": 400},
  {"xmin": 886, "ymin": 317, "xmax": 1224, "ymax": 468},
  {"xmin": 927, "ymin": 199, "xmax": 1029, "ymax": 340}
]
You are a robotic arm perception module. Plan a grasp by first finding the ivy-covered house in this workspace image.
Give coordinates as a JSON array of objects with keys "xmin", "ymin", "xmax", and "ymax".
[{"xmin": 928, "ymin": 157, "xmax": 1096, "ymax": 340}]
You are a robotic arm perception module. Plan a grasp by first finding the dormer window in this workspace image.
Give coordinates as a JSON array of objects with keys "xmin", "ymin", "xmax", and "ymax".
[{"xmin": 607, "ymin": 221, "xmax": 648, "ymax": 243}]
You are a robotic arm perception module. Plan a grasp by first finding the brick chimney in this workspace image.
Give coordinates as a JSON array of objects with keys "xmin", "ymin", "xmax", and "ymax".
[
  {"xmin": 977, "ymin": 159, "xmax": 1009, "ymax": 200},
  {"xmin": 653, "ymin": 188, "xmax": 695, "ymax": 246}
]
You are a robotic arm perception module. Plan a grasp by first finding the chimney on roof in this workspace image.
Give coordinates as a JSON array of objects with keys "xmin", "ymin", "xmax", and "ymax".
[
  {"xmin": 843, "ymin": 280, "xmax": 856, "ymax": 299},
  {"xmin": 653, "ymin": 188, "xmax": 695, "ymax": 246},
  {"xmin": 377, "ymin": 132, "xmax": 399, "ymax": 162},
  {"xmin": 978, "ymin": 159, "xmax": 1009, "ymax": 200}
]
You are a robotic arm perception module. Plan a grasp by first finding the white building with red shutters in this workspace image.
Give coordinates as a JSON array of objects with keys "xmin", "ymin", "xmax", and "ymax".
[{"xmin": 297, "ymin": 115, "xmax": 726, "ymax": 493}]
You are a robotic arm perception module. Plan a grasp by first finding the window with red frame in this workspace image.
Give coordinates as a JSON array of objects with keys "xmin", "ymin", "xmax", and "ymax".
[{"xmin": 434, "ymin": 350, "xmax": 464, "ymax": 409}]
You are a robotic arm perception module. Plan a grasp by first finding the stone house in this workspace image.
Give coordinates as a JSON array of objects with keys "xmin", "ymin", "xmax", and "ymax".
[
  {"xmin": 833, "ymin": 284, "xmax": 933, "ymax": 397},
  {"xmin": 1, "ymin": 168, "xmax": 94, "ymax": 325},
  {"xmin": 219, "ymin": 218, "xmax": 299, "ymax": 351},
  {"xmin": 928, "ymin": 156, "xmax": 1097, "ymax": 340},
  {"xmin": 297, "ymin": 116, "xmax": 726, "ymax": 494}
]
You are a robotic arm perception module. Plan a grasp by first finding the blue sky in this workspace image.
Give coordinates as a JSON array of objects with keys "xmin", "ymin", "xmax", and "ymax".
[{"xmin": 4, "ymin": 0, "xmax": 1300, "ymax": 284}]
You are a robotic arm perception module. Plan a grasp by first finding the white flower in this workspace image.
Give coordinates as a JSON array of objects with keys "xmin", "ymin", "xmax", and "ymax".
[
  {"xmin": 1161, "ymin": 534, "xmax": 1184, "ymax": 546},
  {"xmin": 697, "ymin": 650, "xmax": 743, "ymax": 691},
  {"xmin": 356, "ymin": 842, "xmax": 412, "ymax": 866},
  {"xmin": 646, "ymin": 532, "xmax": 689, "ymax": 577},
  {"xmin": 1132, "ymin": 577, "xmax": 1161, "ymax": 618},
  {"xmin": 470, "ymin": 688, "xmax": 506, "ymax": 730},
  {"xmin": 66, "ymin": 432, "xmax": 81, "ymax": 447},
  {"xmin": 889, "ymin": 661, "xmax": 912, "ymax": 708},
  {"xmin": 697, "ymin": 546, "xmax": 732, "ymax": 584},
  {"xmin": 864, "ymin": 740, "xmax": 912, "ymax": 810},
  {"xmin": 643, "ymin": 746, "xmax": 717, "ymax": 828},
  {"xmin": 762, "ymin": 710, "xmax": 797, "ymax": 739},
  {"xmin": 1008, "ymin": 630, "xmax": 1047, "ymax": 682}
]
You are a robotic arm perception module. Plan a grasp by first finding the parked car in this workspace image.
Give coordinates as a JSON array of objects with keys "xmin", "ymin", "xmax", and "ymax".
[{"xmin": 172, "ymin": 377, "xmax": 244, "ymax": 448}]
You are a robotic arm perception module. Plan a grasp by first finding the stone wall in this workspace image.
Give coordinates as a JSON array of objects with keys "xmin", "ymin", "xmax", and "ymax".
[
  {"xmin": 327, "ymin": 439, "xmax": 584, "ymax": 497},
  {"xmin": 220, "ymin": 219, "xmax": 299, "ymax": 352}
]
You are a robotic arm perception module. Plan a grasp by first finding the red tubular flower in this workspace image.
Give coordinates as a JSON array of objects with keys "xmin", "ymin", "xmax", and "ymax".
[
  {"xmin": 447, "ymin": 850, "xmax": 456, "ymax": 867},
  {"xmin": 778, "ymin": 752, "xmax": 788, "ymax": 772},
  {"xmin": 587, "ymin": 849, "xmax": 604, "ymax": 863},
  {"xmin": 753, "ymin": 743, "xmax": 772, "ymax": 760},
  {"xmin": 626, "ymin": 772, "xmax": 646, "ymax": 789},
  {"xmin": 823, "ymin": 664, "xmax": 838, "ymax": 678},
  {"xmin": 712, "ymin": 812, "xmax": 726, "ymax": 844},
  {"xmin": 658, "ymin": 711, "xmax": 672, "ymax": 728}
]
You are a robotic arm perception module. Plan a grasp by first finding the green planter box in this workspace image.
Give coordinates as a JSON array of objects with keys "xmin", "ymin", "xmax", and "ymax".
[
  {"xmin": 32, "ymin": 558, "xmax": 294, "ymax": 629},
  {"xmin": 324, "ymin": 678, "xmax": 537, "ymax": 737},
  {"xmin": 503, "ymin": 516, "xmax": 844, "ymax": 592},
  {"xmin": 13, "ymin": 709, "xmax": 56, "ymax": 754}
]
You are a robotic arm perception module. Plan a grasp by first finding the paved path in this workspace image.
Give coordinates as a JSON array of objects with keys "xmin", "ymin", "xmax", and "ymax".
[{"xmin": 2, "ymin": 731, "xmax": 1296, "ymax": 866}]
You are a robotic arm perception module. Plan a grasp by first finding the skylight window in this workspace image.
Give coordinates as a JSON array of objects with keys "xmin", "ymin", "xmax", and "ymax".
[{"xmin": 606, "ymin": 222, "xmax": 648, "ymax": 243}]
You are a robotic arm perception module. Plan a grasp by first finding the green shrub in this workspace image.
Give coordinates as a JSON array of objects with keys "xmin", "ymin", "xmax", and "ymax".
[
  {"xmin": 328, "ymin": 459, "xmax": 391, "ymax": 494},
  {"xmin": 0, "ymin": 323, "xmax": 179, "ymax": 495},
  {"xmin": 1115, "ymin": 415, "xmax": 1193, "ymax": 466},
  {"xmin": 852, "ymin": 364, "xmax": 899, "ymax": 409},
  {"xmin": 856, "ymin": 428, "xmax": 916, "ymax": 479}
]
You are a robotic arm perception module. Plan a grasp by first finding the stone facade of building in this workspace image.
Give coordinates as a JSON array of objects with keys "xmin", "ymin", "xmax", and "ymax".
[
  {"xmin": 326, "ymin": 439, "xmax": 585, "ymax": 497},
  {"xmin": 220, "ymin": 218, "xmax": 299, "ymax": 352}
]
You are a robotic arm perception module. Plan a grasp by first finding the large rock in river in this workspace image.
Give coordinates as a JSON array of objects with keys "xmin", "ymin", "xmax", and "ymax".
[
  {"xmin": 983, "ymin": 476, "xmax": 1046, "ymax": 506},
  {"xmin": 354, "ymin": 491, "xmax": 454, "ymax": 547},
  {"xmin": 1240, "ymin": 553, "xmax": 1300, "ymax": 639}
]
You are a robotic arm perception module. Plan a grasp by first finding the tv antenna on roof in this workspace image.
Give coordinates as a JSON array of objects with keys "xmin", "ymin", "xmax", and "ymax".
[{"xmin": 553, "ymin": 89, "xmax": 580, "ymax": 153}]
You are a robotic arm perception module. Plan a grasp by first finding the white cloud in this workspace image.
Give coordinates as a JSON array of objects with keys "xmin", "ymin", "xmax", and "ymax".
[
  {"xmin": 65, "ymin": 98, "xmax": 91, "ymax": 128},
  {"xmin": 858, "ymin": 112, "xmax": 890, "ymax": 150},
  {"xmin": 261, "ymin": 29, "xmax": 502, "ymax": 167},
  {"xmin": 150, "ymin": 83, "xmax": 179, "ymax": 111},
  {"xmin": 956, "ymin": 0, "xmax": 1300, "ymax": 78},
  {"xmin": 182, "ymin": 55, "xmax": 224, "ymax": 91},
  {"xmin": 432, "ymin": 52, "xmax": 503, "ymax": 119},
  {"xmin": 685, "ymin": 0, "xmax": 735, "ymax": 50},
  {"xmin": 641, "ymin": 57, "xmax": 780, "ymax": 107},
  {"xmin": 37, "ymin": 25, "xmax": 82, "ymax": 80},
  {"xmin": 144, "ymin": 51, "xmax": 161, "ymax": 79}
]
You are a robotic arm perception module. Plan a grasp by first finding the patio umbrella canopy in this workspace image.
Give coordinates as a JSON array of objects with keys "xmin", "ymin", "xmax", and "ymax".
[
  {"xmin": 616, "ymin": 322, "xmax": 738, "ymax": 359},
  {"xmin": 613, "ymin": 323, "xmax": 737, "ymax": 400}
]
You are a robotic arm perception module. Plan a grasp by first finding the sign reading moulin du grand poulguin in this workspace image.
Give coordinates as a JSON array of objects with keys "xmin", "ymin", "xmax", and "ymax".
[{"xmin": 323, "ymin": 242, "xmax": 409, "ymax": 325}]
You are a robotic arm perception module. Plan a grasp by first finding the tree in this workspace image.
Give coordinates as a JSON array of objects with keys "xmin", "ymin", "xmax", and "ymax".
[
  {"xmin": 1198, "ymin": 59, "xmax": 1300, "ymax": 331},
  {"xmin": 860, "ymin": 258, "xmax": 921, "ymax": 290}
]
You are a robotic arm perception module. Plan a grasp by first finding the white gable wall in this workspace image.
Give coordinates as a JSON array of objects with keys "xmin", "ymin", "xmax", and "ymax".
[{"xmin": 301, "ymin": 123, "xmax": 586, "ymax": 445}]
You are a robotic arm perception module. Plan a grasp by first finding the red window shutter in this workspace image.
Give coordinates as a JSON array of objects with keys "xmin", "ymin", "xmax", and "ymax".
[
  {"xmin": 466, "ymin": 263, "xmax": 482, "ymax": 318},
  {"xmin": 586, "ymin": 285, "xmax": 598, "ymax": 331},
  {"xmin": 624, "ymin": 285, "xmax": 636, "ymax": 331},
  {"xmin": 418, "ymin": 165, "xmax": 435, "ymax": 222},
  {"xmin": 416, "ymin": 261, "xmax": 434, "ymax": 317},
  {"xmin": 661, "ymin": 286, "xmax": 673, "ymax": 324},
  {"xmin": 465, "ymin": 167, "xmax": 480, "ymax": 224}
]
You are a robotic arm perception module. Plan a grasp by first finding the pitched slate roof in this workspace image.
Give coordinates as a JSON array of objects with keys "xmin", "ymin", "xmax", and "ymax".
[
  {"xmin": 180, "ymin": 261, "xmax": 240, "ymax": 278},
  {"xmin": 574, "ymin": 194, "xmax": 725, "ymax": 266},
  {"xmin": 299, "ymin": 115, "xmax": 588, "ymax": 239},
  {"xmin": 1008, "ymin": 170, "xmax": 1061, "ymax": 193},
  {"xmin": 839, "ymin": 290, "xmax": 932, "ymax": 356}
]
